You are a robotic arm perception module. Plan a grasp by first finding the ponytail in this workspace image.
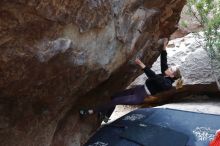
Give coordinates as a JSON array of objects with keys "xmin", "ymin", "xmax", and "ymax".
[{"xmin": 175, "ymin": 78, "xmax": 183, "ymax": 89}]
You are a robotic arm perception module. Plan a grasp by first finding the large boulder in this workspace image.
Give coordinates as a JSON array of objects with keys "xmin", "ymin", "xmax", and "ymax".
[{"xmin": 0, "ymin": 0, "xmax": 186, "ymax": 145}]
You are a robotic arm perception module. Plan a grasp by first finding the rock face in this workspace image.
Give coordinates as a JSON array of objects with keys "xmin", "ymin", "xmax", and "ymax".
[
  {"xmin": 0, "ymin": 0, "xmax": 186, "ymax": 145},
  {"xmin": 170, "ymin": 5, "xmax": 203, "ymax": 39}
]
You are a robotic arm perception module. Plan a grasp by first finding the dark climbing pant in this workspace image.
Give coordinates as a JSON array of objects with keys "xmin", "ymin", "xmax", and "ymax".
[{"xmin": 95, "ymin": 85, "xmax": 148, "ymax": 118}]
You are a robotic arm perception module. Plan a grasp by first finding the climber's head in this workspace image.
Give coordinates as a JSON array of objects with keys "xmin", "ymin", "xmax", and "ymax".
[
  {"xmin": 165, "ymin": 66, "xmax": 181, "ymax": 79},
  {"xmin": 165, "ymin": 66, "xmax": 183, "ymax": 89}
]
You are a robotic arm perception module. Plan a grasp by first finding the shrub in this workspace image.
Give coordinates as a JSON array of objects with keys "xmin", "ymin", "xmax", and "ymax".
[{"xmin": 187, "ymin": 0, "xmax": 220, "ymax": 90}]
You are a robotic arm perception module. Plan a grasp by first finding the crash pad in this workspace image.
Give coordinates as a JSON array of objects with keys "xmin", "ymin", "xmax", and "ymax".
[
  {"xmin": 120, "ymin": 122, "xmax": 188, "ymax": 146},
  {"xmin": 85, "ymin": 108, "xmax": 220, "ymax": 146}
]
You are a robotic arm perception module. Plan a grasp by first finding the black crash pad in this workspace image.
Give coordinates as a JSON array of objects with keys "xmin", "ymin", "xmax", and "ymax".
[
  {"xmin": 85, "ymin": 108, "xmax": 220, "ymax": 146},
  {"xmin": 120, "ymin": 122, "xmax": 188, "ymax": 146}
]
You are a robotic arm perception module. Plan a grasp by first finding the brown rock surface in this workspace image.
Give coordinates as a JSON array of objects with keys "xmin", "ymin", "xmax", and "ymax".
[
  {"xmin": 0, "ymin": 0, "xmax": 186, "ymax": 145},
  {"xmin": 171, "ymin": 5, "xmax": 203, "ymax": 39}
]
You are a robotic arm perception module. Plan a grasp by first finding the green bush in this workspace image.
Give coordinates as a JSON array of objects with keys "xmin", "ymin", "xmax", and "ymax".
[
  {"xmin": 180, "ymin": 20, "xmax": 188, "ymax": 28},
  {"xmin": 187, "ymin": 0, "xmax": 220, "ymax": 89}
]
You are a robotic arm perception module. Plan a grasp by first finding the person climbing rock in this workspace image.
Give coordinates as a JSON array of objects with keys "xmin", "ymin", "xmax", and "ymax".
[{"xmin": 79, "ymin": 38, "xmax": 183, "ymax": 122}]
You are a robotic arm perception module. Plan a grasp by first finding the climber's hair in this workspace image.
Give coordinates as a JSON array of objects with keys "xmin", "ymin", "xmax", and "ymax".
[
  {"xmin": 172, "ymin": 67, "xmax": 183, "ymax": 89},
  {"xmin": 173, "ymin": 67, "xmax": 182, "ymax": 80}
]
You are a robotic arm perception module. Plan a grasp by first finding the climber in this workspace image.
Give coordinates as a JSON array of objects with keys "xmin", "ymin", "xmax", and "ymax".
[{"xmin": 79, "ymin": 38, "xmax": 183, "ymax": 122}]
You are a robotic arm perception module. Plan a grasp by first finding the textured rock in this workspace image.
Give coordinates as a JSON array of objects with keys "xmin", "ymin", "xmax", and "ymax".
[
  {"xmin": 171, "ymin": 5, "xmax": 203, "ymax": 39},
  {"xmin": 0, "ymin": 0, "xmax": 186, "ymax": 145}
]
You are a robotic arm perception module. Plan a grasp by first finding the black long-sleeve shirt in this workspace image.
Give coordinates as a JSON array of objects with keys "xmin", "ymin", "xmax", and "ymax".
[{"xmin": 143, "ymin": 50, "xmax": 174, "ymax": 95}]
